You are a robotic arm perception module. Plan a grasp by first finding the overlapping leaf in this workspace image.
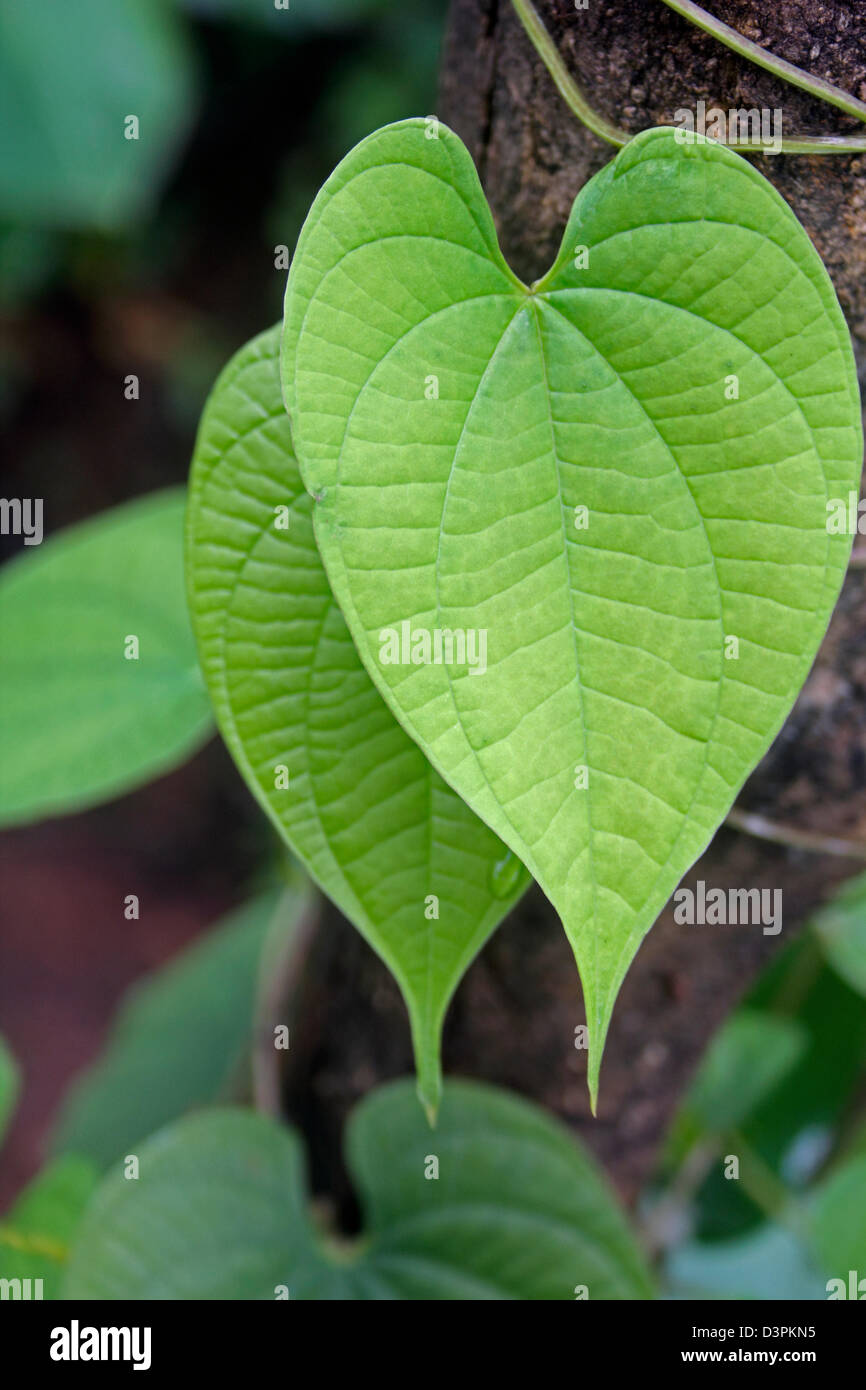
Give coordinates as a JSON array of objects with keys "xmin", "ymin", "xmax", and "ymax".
[
  {"xmin": 282, "ymin": 119, "xmax": 862, "ymax": 1104},
  {"xmin": 64, "ymin": 1080, "xmax": 654, "ymax": 1300},
  {"xmin": 186, "ymin": 328, "xmax": 528, "ymax": 1118}
]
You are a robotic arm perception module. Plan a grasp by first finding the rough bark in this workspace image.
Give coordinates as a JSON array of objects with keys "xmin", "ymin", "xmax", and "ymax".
[
  {"xmin": 285, "ymin": 0, "xmax": 866, "ymax": 1208},
  {"xmin": 440, "ymin": 0, "xmax": 866, "ymax": 352}
]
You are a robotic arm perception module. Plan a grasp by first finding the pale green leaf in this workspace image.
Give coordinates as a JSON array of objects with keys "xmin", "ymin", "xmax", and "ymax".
[
  {"xmin": 0, "ymin": 1156, "xmax": 97, "ymax": 1299},
  {"xmin": 52, "ymin": 888, "xmax": 299, "ymax": 1167},
  {"xmin": 812, "ymin": 871, "xmax": 866, "ymax": 996},
  {"xmin": 0, "ymin": 488, "xmax": 213, "ymax": 825},
  {"xmin": 666, "ymin": 1222, "xmax": 828, "ymax": 1301},
  {"xmin": 186, "ymin": 327, "xmax": 528, "ymax": 1118},
  {"xmin": 63, "ymin": 1080, "xmax": 653, "ymax": 1300},
  {"xmin": 282, "ymin": 119, "xmax": 862, "ymax": 1105}
]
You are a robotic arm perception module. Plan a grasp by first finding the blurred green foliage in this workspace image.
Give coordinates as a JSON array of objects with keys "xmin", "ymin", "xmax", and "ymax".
[
  {"xmin": 63, "ymin": 1081, "xmax": 655, "ymax": 1300},
  {"xmin": 812, "ymin": 871, "xmax": 866, "ymax": 997},
  {"xmin": 0, "ymin": 1157, "xmax": 97, "ymax": 1300},
  {"xmin": 0, "ymin": 0, "xmax": 196, "ymax": 231},
  {"xmin": 0, "ymin": 1040, "xmax": 18, "ymax": 1149},
  {"xmin": 52, "ymin": 888, "xmax": 299, "ymax": 1167},
  {"xmin": 0, "ymin": 0, "xmax": 447, "ymax": 311},
  {"xmin": 656, "ymin": 897, "xmax": 866, "ymax": 1300}
]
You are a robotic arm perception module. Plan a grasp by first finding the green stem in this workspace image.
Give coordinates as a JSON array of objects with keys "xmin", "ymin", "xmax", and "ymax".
[
  {"xmin": 510, "ymin": 0, "xmax": 866, "ymax": 154},
  {"xmin": 659, "ymin": 0, "xmax": 866, "ymax": 127},
  {"xmin": 730, "ymin": 1131, "xmax": 804, "ymax": 1233},
  {"xmin": 510, "ymin": 0, "xmax": 628, "ymax": 147},
  {"xmin": 766, "ymin": 135, "xmax": 866, "ymax": 154}
]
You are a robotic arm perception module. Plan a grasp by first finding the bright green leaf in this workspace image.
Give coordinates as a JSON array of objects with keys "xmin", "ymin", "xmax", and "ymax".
[
  {"xmin": 186, "ymin": 327, "xmax": 529, "ymax": 1118},
  {"xmin": 0, "ymin": 488, "xmax": 213, "ymax": 825},
  {"xmin": 282, "ymin": 119, "xmax": 862, "ymax": 1105},
  {"xmin": 0, "ymin": 1038, "xmax": 18, "ymax": 1148},
  {"xmin": 0, "ymin": 1156, "xmax": 97, "ymax": 1299},
  {"xmin": 812, "ymin": 871, "xmax": 866, "ymax": 996},
  {"xmin": 52, "ymin": 888, "xmax": 300, "ymax": 1167},
  {"xmin": 64, "ymin": 1079, "xmax": 653, "ymax": 1300},
  {"xmin": 0, "ymin": 0, "xmax": 196, "ymax": 230},
  {"xmin": 685, "ymin": 1009, "xmax": 808, "ymax": 1134}
]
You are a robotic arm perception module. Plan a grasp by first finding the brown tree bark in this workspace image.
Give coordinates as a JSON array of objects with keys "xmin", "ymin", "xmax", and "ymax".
[{"xmin": 286, "ymin": 0, "xmax": 866, "ymax": 1209}]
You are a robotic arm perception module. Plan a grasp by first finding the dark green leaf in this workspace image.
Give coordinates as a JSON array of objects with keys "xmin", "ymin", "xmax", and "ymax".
[{"xmin": 65, "ymin": 1080, "xmax": 653, "ymax": 1300}]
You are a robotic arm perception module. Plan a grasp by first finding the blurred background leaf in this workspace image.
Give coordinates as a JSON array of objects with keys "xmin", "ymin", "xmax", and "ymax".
[
  {"xmin": 684, "ymin": 1010, "xmax": 808, "ymax": 1136},
  {"xmin": 52, "ymin": 885, "xmax": 311, "ymax": 1167},
  {"xmin": 0, "ymin": 1155, "xmax": 97, "ymax": 1298},
  {"xmin": 666, "ymin": 1222, "xmax": 828, "ymax": 1301},
  {"xmin": 812, "ymin": 871, "xmax": 866, "ymax": 997},
  {"xmin": 0, "ymin": 488, "xmax": 213, "ymax": 824},
  {"xmin": 652, "ymin": 884, "xmax": 866, "ymax": 1299},
  {"xmin": 0, "ymin": 1039, "xmax": 19, "ymax": 1149},
  {"xmin": 809, "ymin": 1155, "xmax": 866, "ymax": 1280},
  {"xmin": 183, "ymin": 0, "xmax": 394, "ymax": 32},
  {"xmin": 0, "ymin": 0, "xmax": 197, "ymax": 232},
  {"xmin": 64, "ymin": 1081, "xmax": 655, "ymax": 1300}
]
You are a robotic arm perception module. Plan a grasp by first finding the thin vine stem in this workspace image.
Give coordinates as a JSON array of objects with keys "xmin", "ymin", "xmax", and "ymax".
[
  {"xmin": 510, "ymin": 0, "xmax": 866, "ymax": 154},
  {"xmin": 510, "ymin": 0, "xmax": 628, "ymax": 146},
  {"xmin": 725, "ymin": 807, "xmax": 866, "ymax": 861},
  {"xmin": 659, "ymin": 0, "xmax": 866, "ymax": 127}
]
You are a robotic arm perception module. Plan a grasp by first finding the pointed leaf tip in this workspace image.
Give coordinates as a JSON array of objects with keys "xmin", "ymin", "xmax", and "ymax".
[
  {"xmin": 283, "ymin": 121, "xmax": 861, "ymax": 1107},
  {"xmin": 187, "ymin": 326, "xmax": 528, "ymax": 1119}
]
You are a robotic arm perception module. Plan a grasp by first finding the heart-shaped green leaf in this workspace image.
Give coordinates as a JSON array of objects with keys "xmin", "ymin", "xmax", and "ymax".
[
  {"xmin": 63, "ymin": 1080, "xmax": 654, "ymax": 1299},
  {"xmin": 282, "ymin": 120, "xmax": 862, "ymax": 1106},
  {"xmin": 186, "ymin": 327, "xmax": 529, "ymax": 1119}
]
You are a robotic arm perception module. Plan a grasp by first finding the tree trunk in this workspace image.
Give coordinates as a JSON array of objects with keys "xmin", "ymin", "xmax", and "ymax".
[{"xmin": 286, "ymin": 0, "xmax": 866, "ymax": 1209}]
